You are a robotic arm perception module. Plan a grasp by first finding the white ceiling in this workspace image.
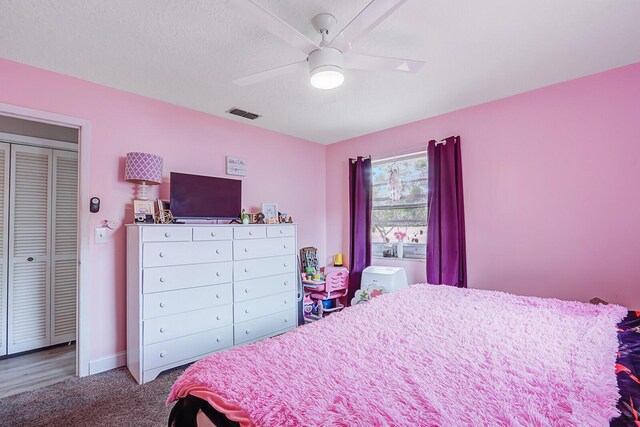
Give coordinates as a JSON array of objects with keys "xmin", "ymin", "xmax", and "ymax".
[{"xmin": 1, "ymin": 0, "xmax": 639, "ymax": 144}]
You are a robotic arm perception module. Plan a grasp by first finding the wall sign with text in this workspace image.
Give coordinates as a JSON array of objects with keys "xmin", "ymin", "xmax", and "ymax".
[{"xmin": 226, "ymin": 156, "xmax": 246, "ymax": 176}]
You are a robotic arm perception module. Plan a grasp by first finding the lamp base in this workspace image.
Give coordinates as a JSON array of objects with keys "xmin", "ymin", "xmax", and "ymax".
[{"xmin": 138, "ymin": 181, "xmax": 149, "ymax": 200}]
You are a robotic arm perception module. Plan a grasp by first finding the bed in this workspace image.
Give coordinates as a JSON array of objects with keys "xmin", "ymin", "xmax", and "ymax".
[{"xmin": 167, "ymin": 284, "xmax": 640, "ymax": 426}]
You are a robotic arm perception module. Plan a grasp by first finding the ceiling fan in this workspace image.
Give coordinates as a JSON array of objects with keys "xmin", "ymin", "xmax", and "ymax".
[{"xmin": 227, "ymin": 0, "xmax": 425, "ymax": 90}]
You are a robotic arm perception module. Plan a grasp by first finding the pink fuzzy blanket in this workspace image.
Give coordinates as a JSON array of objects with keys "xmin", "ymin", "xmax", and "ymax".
[{"xmin": 168, "ymin": 284, "xmax": 627, "ymax": 426}]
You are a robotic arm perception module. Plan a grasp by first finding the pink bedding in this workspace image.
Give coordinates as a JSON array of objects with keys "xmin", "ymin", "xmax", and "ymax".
[{"xmin": 168, "ymin": 284, "xmax": 627, "ymax": 426}]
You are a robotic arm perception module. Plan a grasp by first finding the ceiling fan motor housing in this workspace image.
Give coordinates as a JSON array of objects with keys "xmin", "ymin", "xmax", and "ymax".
[{"xmin": 309, "ymin": 48, "xmax": 344, "ymax": 73}]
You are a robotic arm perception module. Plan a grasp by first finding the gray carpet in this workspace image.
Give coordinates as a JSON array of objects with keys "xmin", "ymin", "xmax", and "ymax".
[{"xmin": 0, "ymin": 366, "xmax": 185, "ymax": 426}]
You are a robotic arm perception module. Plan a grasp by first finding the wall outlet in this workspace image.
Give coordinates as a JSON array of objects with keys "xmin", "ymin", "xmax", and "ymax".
[{"xmin": 95, "ymin": 227, "xmax": 108, "ymax": 244}]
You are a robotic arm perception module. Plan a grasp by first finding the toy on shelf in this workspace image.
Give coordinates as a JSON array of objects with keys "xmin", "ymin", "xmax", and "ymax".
[
  {"xmin": 303, "ymin": 267, "xmax": 349, "ymax": 323},
  {"xmin": 300, "ymin": 247, "xmax": 319, "ymax": 276},
  {"xmin": 303, "ymin": 294, "xmax": 314, "ymax": 320}
]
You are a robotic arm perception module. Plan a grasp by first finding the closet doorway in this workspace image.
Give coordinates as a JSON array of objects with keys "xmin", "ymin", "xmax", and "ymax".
[{"xmin": 0, "ymin": 115, "xmax": 79, "ymax": 398}]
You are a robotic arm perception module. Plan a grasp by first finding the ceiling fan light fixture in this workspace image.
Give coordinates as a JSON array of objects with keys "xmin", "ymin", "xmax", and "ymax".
[
  {"xmin": 310, "ymin": 65, "xmax": 344, "ymax": 90},
  {"xmin": 308, "ymin": 48, "xmax": 344, "ymax": 90}
]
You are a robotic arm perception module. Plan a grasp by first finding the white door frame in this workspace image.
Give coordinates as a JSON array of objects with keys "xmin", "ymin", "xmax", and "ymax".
[{"xmin": 0, "ymin": 102, "xmax": 91, "ymax": 377}]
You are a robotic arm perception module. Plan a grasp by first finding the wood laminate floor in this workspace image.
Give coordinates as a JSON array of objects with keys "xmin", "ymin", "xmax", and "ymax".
[{"xmin": 0, "ymin": 343, "xmax": 76, "ymax": 399}]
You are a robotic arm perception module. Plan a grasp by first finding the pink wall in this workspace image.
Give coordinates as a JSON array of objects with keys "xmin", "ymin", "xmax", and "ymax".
[
  {"xmin": 327, "ymin": 62, "xmax": 640, "ymax": 309},
  {"xmin": 0, "ymin": 58, "xmax": 327, "ymax": 362},
  {"xmin": 1, "ymin": 56, "xmax": 638, "ymax": 369}
]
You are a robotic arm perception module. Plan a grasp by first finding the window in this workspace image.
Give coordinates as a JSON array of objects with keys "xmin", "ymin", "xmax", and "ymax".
[{"xmin": 371, "ymin": 151, "xmax": 428, "ymax": 259}]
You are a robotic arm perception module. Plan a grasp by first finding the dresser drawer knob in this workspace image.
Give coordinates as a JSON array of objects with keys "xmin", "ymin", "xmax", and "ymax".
[
  {"xmin": 284, "ymin": 299, "xmax": 288, "ymax": 304},
  {"xmin": 283, "ymin": 263, "xmax": 287, "ymax": 268},
  {"xmin": 159, "ymin": 252, "xmax": 166, "ymax": 258},
  {"xmin": 284, "ymin": 281, "xmax": 288, "ymax": 286},
  {"xmin": 248, "ymin": 231, "xmax": 253, "ymax": 236},
  {"xmin": 164, "ymin": 232, "xmax": 171, "ymax": 238},
  {"xmin": 210, "ymin": 232, "xmax": 216, "ymax": 237},
  {"xmin": 245, "ymin": 329, "xmax": 250, "ymax": 334},
  {"xmin": 160, "ymin": 327, "xmax": 166, "ymax": 333},
  {"xmin": 244, "ymin": 268, "xmax": 249, "ymax": 273},
  {"xmin": 279, "ymin": 230, "xmax": 283, "ymax": 234},
  {"xmin": 216, "ymin": 249, "xmax": 221, "ymax": 254},
  {"xmin": 216, "ymin": 337, "xmax": 221, "ymax": 342},
  {"xmin": 160, "ymin": 351, "xmax": 166, "ymax": 358},
  {"xmin": 284, "ymin": 318, "xmax": 288, "ymax": 323},
  {"xmin": 244, "ymin": 288, "xmax": 249, "ymax": 293},
  {"xmin": 216, "ymin": 315, "xmax": 221, "ymax": 320},
  {"xmin": 244, "ymin": 308, "xmax": 249, "ymax": 314},
  {"xmin": 244, "ymin": 248, "xmax": 249, "ymax": 252},
  {"xmin": 159, "ymin": 302, "xmax": 166, "ymax": 308},
  {"xmin": 216, "ymin": 272, "xmax": 221, "ymax": 277},
  {"xmin": 216, "ymin": 293, "xmax": 221, "ymax": 299},
  {"xmin": 283, "ymin": 245, "xmax": 287, "ymax": 249},
  {"xmin": 159, "ymin": 277, "xmax": 166, "ymax": 283}
]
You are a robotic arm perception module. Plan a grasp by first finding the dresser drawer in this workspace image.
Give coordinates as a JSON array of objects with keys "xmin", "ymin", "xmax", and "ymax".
[
  {"xmin": 235, "ymin": 310, "xmax": 296, "ymax": 345},
  {"xmin": 142, "ymin": 226, "xmax": 192, "ymax": 242},
  {"xmin": 233, "ymin": 237, "xmax": 295, "ymax": 261},
  {"xmin": 233, "ymin": 226, "xmax": 266, "ymax": 240},
  {"xmin": 234, "ymin": 291, "xmax": 295, "ymax": 323},
  {"xmin": 144, "ymin": 326, "xmax": 233, "ymax": 370},
  {"xmin": 143, "ymin": 262, "xmax": 232, "ymax": 294},
  {"xmin": 142, "ymin": 241, "xmax": 232, "ymax": 268},
  {"xmin": 143, "ymin": 305, "xmax": 233, "ymax": 345},
  {"xmin": 193, "ymin": 227, "xmax": 233, "ymax": 241},
  {"xmin": 234, "ymin": 255, "xmax": 295, "ymax": 281},
  {"xmin": 143, "ymin": 283, "xmax": 232, "ymax": 319},
  {"xmin": 267, "ymin": 225, "xmax": 295, "ymax": 238},
  {"xmin": 234, "ymin": 273, "xmax": 296, "ymax": 302}
]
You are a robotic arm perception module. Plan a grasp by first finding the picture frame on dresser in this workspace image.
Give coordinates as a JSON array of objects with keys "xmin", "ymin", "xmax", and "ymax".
[
  {"xmin": 261, "ymin": 203, "xmax": 278, "ymax": 222},
  {"xmin": 134, "ymin": 199, "xmax": 155, "ymax": 216}
]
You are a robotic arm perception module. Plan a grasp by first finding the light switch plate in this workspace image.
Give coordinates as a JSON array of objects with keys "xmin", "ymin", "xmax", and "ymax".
[{"xmin": 95, "ymin": 227, "xmax": 108, "ymax": 244}]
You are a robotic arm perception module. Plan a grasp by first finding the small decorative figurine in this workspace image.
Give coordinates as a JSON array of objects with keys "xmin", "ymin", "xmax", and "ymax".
[
  {"xmin": 256, "ymin": 212, "xmax": 265, "ymax": 224},
  {"xmin": 241, "ymin": 209, "xmax": 249, "ymax": 224}
]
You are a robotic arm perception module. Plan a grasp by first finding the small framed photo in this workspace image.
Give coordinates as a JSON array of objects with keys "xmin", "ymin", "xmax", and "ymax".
[
  {"xmin": 134, "ymin": 199, "xmax": 155, "ymax": 216},
  {"xmin": 261, "ymin": 203, "xmax": 278, "ymax": 222}
]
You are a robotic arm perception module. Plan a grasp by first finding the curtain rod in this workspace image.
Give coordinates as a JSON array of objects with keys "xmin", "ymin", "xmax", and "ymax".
[
  {"xmin": 350, "ymin": 156, "xmax": 371, "ymax": 163},
  {"xmin": 350, "ymin": 136, "xmax": 457, "ymax": 162},
  {"xmin": 435, "ymin": 135, "xmax": 458, "ymax": 146}
]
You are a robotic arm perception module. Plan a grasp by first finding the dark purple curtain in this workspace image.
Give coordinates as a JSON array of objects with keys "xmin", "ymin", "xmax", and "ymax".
[
  {"xmin": 427, "ymin": 136, "xmax": 467, "ymax": 288},
  {"xmin": 348, "ymin": 157, "xmax": 372, "ymax": 305}
]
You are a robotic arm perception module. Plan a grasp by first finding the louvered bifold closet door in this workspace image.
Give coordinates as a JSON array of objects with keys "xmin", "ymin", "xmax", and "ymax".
[
  {"xmin": 0, "ymin": 143, "xmax": 9, "ymax": 356},
  {"xmin": 51, "ymin": 150, "xmax": 78, "ymax": 344},
  {"xmin": 8, "ymin": 145, "xmax": 52, "ymax": 354}
]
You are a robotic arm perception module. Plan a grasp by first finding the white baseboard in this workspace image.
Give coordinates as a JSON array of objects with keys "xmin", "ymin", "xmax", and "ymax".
[{"xmin": 89, "ymin": 351, "xmax": 127, "ymax": 375}]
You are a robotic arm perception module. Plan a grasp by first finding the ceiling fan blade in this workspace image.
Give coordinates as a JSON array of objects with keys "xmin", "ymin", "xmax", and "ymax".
[
  {"xmin": 232, "ymin": 61, "xmax": 307, "ymax": 87},
  {"xmin": 328, "ymin": 0, "xmax": 409, "ymax": 53},
  {"xmin": 226, "ymin": 0, "xmax": 319, "ymax": 53},
  {"xmin": 344, "ymin": 53, "xmax": 424, "ymax": 73}
]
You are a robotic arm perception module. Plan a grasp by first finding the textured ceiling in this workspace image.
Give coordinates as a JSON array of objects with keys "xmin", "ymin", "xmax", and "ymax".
[{"xmin": 0, "ymin": 0, "xmax": 639, "ymax": 144}]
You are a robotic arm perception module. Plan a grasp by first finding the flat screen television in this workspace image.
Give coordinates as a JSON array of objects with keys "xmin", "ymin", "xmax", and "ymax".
[{"xmin": 170, "ymin": 172, "xmax": 241, "ymax": 220}]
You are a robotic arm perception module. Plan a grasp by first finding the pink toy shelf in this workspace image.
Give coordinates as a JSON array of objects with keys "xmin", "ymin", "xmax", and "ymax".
[{"xmin": 303, "ymin": 267, "xmax": 349, "ymax": 322}]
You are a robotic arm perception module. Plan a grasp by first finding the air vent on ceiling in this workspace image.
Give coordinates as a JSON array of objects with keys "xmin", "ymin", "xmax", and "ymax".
[{"xmin": 227, "ymin": 108, "xmax": 261, "ymax": 120}]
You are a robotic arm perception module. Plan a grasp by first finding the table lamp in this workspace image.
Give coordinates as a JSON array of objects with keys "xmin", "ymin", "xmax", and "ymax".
[{"xmin": 124, "ymin": 152, "xmax": 163, "ymax": 200}]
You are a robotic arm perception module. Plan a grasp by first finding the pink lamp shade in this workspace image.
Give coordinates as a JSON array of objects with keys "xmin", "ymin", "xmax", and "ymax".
[{"xmin": 124, "ymin": 152, "xmax": 163, "ymax": 184}]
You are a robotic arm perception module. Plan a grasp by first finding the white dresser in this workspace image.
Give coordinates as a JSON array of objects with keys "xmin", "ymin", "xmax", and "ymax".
[{"xmin": 126, "ymin": 223, "xmax": 298, "ymax": 384}]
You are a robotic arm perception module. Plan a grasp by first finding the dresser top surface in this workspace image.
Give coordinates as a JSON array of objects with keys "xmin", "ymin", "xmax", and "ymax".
[{"xmin": 126, "ymin": 223, "xmax": 296, "ymax": 227}]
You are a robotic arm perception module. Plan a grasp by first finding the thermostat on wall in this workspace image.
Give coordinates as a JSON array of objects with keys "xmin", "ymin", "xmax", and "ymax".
[{"xmin": 90, "ymin": 197, "xmax": 100, "ymax": 213}]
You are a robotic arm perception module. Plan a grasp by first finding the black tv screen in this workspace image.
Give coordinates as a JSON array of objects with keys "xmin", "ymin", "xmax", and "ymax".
[{"xmin": 170, "ymin": 172, "xmax": 241, "ymax": 219}]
